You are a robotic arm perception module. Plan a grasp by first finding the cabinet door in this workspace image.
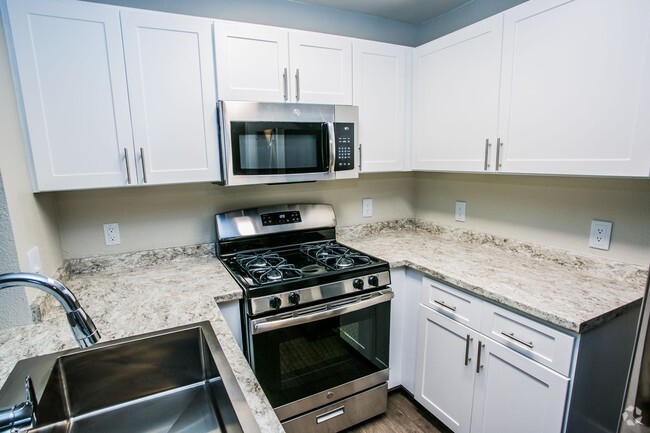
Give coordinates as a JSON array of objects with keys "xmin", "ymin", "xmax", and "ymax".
[
  {"xmin": 121, "ymin": 10, "xmax": 220, "ymax": 185},
  {"xmin": 289, "ymin": 31, "xmax": 352, "ymax": 104},
  {"xmin": 353, "ymin": 40, "xmax": 409, "ymax": 172},
  {"xmin": 5, "ymin": 0, "xmax": 135, "ymax": 191},
  {"xmin": 412, "ymin": 15, "xmax": 502, "ymax": 172},
  {"xmin": 497, "ymin": 0, "xmax": 650, "ymax": 176},
  {"xmin": 214, "ymin": 21, "xmax": 289, "ymax": 102},
  {"xmin": 470, "ymin": 338, "xmax": 569, "ymax": 433},
  {"xmin": 415, "ymin": 305, "xmax": 476, "ymax": 433}
]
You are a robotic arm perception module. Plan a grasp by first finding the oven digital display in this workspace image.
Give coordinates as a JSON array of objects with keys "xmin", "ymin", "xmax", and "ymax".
[{"xmin": 261, "ymin": 211, "xmax": 302, "ymax": 226}]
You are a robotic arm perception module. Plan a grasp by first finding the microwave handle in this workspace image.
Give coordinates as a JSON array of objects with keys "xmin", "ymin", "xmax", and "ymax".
[
  {"xmin": 327, "ymin": 122, "xmax": 336, "ymax": 173},
  {"xmin": 251, "ymin": 290, "xmax": 394, "ymax": 335}
]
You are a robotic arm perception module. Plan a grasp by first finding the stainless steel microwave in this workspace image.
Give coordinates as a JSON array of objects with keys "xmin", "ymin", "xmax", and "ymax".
[{"xmin": 217, "ymin": 100, "xmax": 358, "ymax": 186}]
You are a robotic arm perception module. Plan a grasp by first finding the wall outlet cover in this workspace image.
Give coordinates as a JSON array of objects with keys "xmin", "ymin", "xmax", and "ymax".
[
  {"xmin": 103, "ymin": 223, "xmax": 121, "ymax": 246},
  {"xmin": 455, "ymin": 201, "xmax": 466, "ymax": 222},
  {"xmin": 588, "ymin": 220, "xmax": 612, "ymax": 250},
  {"xmin": 26, "ymin": 246, "xmax": 42, "ymax": 273},
  {"xmin": 362, "ymin": 198, "xmax": 373, "ymax": 218}
]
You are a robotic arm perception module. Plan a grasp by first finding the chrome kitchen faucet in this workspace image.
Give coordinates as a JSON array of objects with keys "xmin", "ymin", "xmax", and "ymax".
[
  {"xmin": 0, "ymin": 273, "xmax": 100, "ymax": 348},
  {"xmin": 0, "ymin": 272, "xmax": 101, "ymax": 432}
]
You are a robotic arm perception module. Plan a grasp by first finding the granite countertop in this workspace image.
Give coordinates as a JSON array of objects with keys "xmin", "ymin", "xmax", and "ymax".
[
  {"xmin": 338, "ymin": 220, "xmax": 648, "ymax": 333},
  {"xmin": 0, "ymin": 220, "xmax": 647, "ymax": 432}
]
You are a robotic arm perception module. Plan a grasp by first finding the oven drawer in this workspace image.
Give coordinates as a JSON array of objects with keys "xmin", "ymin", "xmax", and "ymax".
[
  {"xmin": 282, "ymin": 384, "xmax": 388, "ymax": 433},
  {"xmin": 480, "ymin": 302, "xmax": 575, "ymax": 376},
  {"xmin": 421, "ymin": 276, "xmax": 483, "ymax": 331}
]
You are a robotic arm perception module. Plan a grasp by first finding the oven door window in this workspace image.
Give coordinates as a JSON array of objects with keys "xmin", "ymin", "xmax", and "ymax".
[
  {"xmin": 249, "ymin": 300, "xmax": 390, "ymax": 409},
  {"xmin": 230, "ymin": 121, "xmax": 329, "ymax": 175}
]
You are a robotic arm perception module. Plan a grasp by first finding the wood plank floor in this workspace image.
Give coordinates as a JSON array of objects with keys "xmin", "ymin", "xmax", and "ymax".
[{"xmin": 344, "ymin": 389, "xmax": 453, "ymax": 433}]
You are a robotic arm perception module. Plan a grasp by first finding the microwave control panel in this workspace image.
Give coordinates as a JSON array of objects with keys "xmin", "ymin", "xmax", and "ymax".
[{"xmin": 334, "ymin": 123, "xmax": 355, "ymax": 171}]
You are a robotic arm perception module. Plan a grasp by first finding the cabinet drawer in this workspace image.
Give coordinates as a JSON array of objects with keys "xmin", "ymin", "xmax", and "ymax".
[
  {"xmin": 480, "ymin": 302, "xmax": 575, "ymax": 376},
  {"xmin": 421, "ymin": 277, "xmax": 483, "ymax": 331}
]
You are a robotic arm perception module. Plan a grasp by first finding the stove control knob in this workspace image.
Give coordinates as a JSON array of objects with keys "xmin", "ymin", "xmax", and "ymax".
[
  {"xmin": 288, "ymin": 292, "xmax": 301, "ymax": 305},
  {"xmin": 353, "ymin": 278, "xmax": 365, "ymax": 290},
  {"xmin": 368, "ymin": 275, "xmax": 379, "ymax": 287},
  {"xmin": 269, "ymin": 296, "xmax": 282, "ymax": 310}
]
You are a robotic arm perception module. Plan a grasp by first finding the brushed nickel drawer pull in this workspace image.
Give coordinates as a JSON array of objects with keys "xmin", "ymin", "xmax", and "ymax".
[
  {"xmin": 501, "ymin": 331, "xmax": 534, "ymax": 349},
  {"xmin": 484, "ymin": 138, "xmax": 491, "ymax": 170},
  {"xmin": 464, "ymin": 334, "xmax": 473, "ymax": 366},
  {"xmin": 434, "ymin": 299, "xmax": 457, "ymax": 312}
]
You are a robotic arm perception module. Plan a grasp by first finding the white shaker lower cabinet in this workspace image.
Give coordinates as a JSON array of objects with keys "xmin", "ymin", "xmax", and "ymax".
[
  {"xmin": 416, "ymin": 305, "xmax": 477, "ymax": 433},
  {"xmin": 414, "ymin": 274, "xmax": 640, "ymax": 433},
  {"xmin": 415, "ymin": 276, "xmax": 571, "ymax": 433},
  {"xmin": 470, "ymin": 337, "xmax": 569, "ymax": 433}
]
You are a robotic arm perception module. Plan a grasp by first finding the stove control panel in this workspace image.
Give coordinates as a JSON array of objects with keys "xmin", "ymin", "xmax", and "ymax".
[
  {"xmin": 261, "ymin": 211, "xmax": 302, "ymax": 226},
  {"xmin": 249, "ymin": 270, "xmax": 392, "ymax": 315}
]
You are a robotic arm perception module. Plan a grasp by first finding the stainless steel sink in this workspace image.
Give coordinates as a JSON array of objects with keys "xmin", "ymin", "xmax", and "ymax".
[{"xmin": 0, "ymin": 322, "xmax": 260, "ymax": 433}]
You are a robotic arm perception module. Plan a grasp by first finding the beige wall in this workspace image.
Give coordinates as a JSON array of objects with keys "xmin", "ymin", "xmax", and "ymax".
[
  {"xmin": 55, "ymin": 173, "xmax": 416, "ymax": 258},
  {"xmin": 414, "ymin": 172, "xmax": 650, "ymax": 266},
  {"xmin": 0, "ymin": 19, "xmax": 63, "ymax": 287}
]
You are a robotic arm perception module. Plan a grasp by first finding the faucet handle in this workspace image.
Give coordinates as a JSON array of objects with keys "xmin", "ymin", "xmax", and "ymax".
[{"xmin": 0, "ymin": 376, "xmax": 36, "ymax": 432}]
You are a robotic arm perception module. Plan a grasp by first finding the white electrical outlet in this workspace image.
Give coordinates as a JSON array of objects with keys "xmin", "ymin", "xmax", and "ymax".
[
  {"xmin": 455, "ymin": 201, "xmax": 466, "ymax": 222},
  {"xmin": 362, "ymin": 198, "xmax": 373, "ymax": 218},
  {"xmin": 103, "ymin": 223, "xmax": 121, "ymax": 246},
  {"xmin": 588, "ymin": 220, "xmax": 612, "ymax": 250},
  {"xmin": 27, "ymin": 246, "xmax": 42, "ymax": 273}
]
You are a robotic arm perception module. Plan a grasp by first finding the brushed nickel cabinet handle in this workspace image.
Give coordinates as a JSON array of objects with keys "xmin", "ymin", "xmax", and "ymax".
[
  {"xmin": 295, "ymin": 69, "xmax": 300, "ymax": 102},
  {"xmin": 140, "ymin": 148, "xmax": 148, "ymax": 184},
  {"xmin": 484, "ymin": 138, "xmax": 491, "ymax": 170},
  {"xmin": 434, "ymin": 299, "xmax": 457, "ymax": 312},
  {"xmin": 476, "ymin": 340, "xmax": 485, "ymax": 374},
  {"xmin": 495, "ymin": 138, "xmax": 503, "ymax": 171},
  {"xmin": 282, "ymin": 68, "xmax": 288, "ymax": 101},
  {"xmin": 464, "ymin": 334, "xmax": 473, "ymax": 366},
  {"xmin": 501, "ymin": 331, "xmax": 534, "ymax": 349},
  {"xmin": 123, "ymin": 148, "xmax": 132, "ymax": 184}
]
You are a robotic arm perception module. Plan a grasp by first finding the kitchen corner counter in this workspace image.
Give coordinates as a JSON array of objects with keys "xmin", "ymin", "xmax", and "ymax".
[
  {"xmin": 338, "ymin": 220, "xmax": 648, "ymax": 334},
  {"xmin": 0, "ymin": 245, "xmax": 285, "ymax": 433},
  {"xmin": 0, "ymin": 220, "xmax": 647, "ymax": 431}
]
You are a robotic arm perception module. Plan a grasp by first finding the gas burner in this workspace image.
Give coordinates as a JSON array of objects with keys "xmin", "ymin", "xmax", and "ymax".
[
  {"xmin": 300, "ymin": 242, "xmax": 372, "ymax": 270},
  {"xmin": 235, "ymin": 251, "xmax": 303, "ymax": 285}
]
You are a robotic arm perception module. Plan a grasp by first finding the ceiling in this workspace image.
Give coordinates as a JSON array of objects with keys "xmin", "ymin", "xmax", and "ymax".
[{"xmin": 290, "ymin": 0, "xmax": 472, "ymax": 25}]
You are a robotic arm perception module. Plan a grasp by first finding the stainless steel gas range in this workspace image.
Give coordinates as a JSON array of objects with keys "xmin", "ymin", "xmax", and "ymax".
[{"xmin": 215, "ymin": 203, "xmax": 392, "ymax": 433}]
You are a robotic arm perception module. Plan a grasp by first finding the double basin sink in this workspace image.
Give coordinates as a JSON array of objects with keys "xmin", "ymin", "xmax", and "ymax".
[{"xmin": 0, "ymin": 322, "xmax": 259, "ymax": 433}]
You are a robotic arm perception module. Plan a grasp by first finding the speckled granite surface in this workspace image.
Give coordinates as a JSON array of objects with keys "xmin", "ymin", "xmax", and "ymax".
[
  {"xmin": 338, "ymin": 219, "xmax": 648, "ymax": 333},
  {"xmin": 0, "ymin": 249, "xmax": 284, "ymax": 433},
  {"xmin": 0, "ymin": 220, "xmax": 647, "ymax": 432}
]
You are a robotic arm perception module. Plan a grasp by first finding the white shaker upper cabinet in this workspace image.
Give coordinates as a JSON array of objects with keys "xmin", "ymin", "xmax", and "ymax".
[
  {"xmin": 214, "ymin": 21, "xmax": 289, "ymax": 103},
  {"xmin": 353, "ymin": 40, "xmax": 410, "ymax": 172},
  {"xmin": 289, "ymin": 31, "xmax": 352, "ymax": 104},
  {"xmin": 4, "ymin": 0, "xmax": 135, "ymax": 191},
  {"xmin": 497, "ymin": 0, "xmax": 650, "ymax": 176},
  {"xmin": 121, "ymin": 10, "xmax": 220, "ymax": 185},
  {"xmin": 412, "ymin": 15, "xmax": 503, "ymax": 172},
  {"xmin": 214, "ymin": 21, "xmax": 352, "ymax": 104}
]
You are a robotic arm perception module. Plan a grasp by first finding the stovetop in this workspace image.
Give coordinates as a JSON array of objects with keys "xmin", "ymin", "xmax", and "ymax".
[{"xmin": 220, "ymin": 240, "xmax": 388, "ymax": 298}]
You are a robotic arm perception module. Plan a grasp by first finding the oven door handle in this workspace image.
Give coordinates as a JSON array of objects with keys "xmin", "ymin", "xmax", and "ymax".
[{"xmin": 251, "ymin": 290, "xmax": 394, "ymax": 335}]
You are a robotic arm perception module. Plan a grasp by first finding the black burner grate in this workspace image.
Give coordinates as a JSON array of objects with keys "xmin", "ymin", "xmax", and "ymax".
[{"xmin": 300, "ymin": 241, "xmax": 372, "ymax": 270}]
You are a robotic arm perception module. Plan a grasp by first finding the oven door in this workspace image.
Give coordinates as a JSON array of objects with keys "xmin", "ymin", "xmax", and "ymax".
[{"xmin": 248, "ymin": 289, "xmax": 393, "ymax": 421}]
